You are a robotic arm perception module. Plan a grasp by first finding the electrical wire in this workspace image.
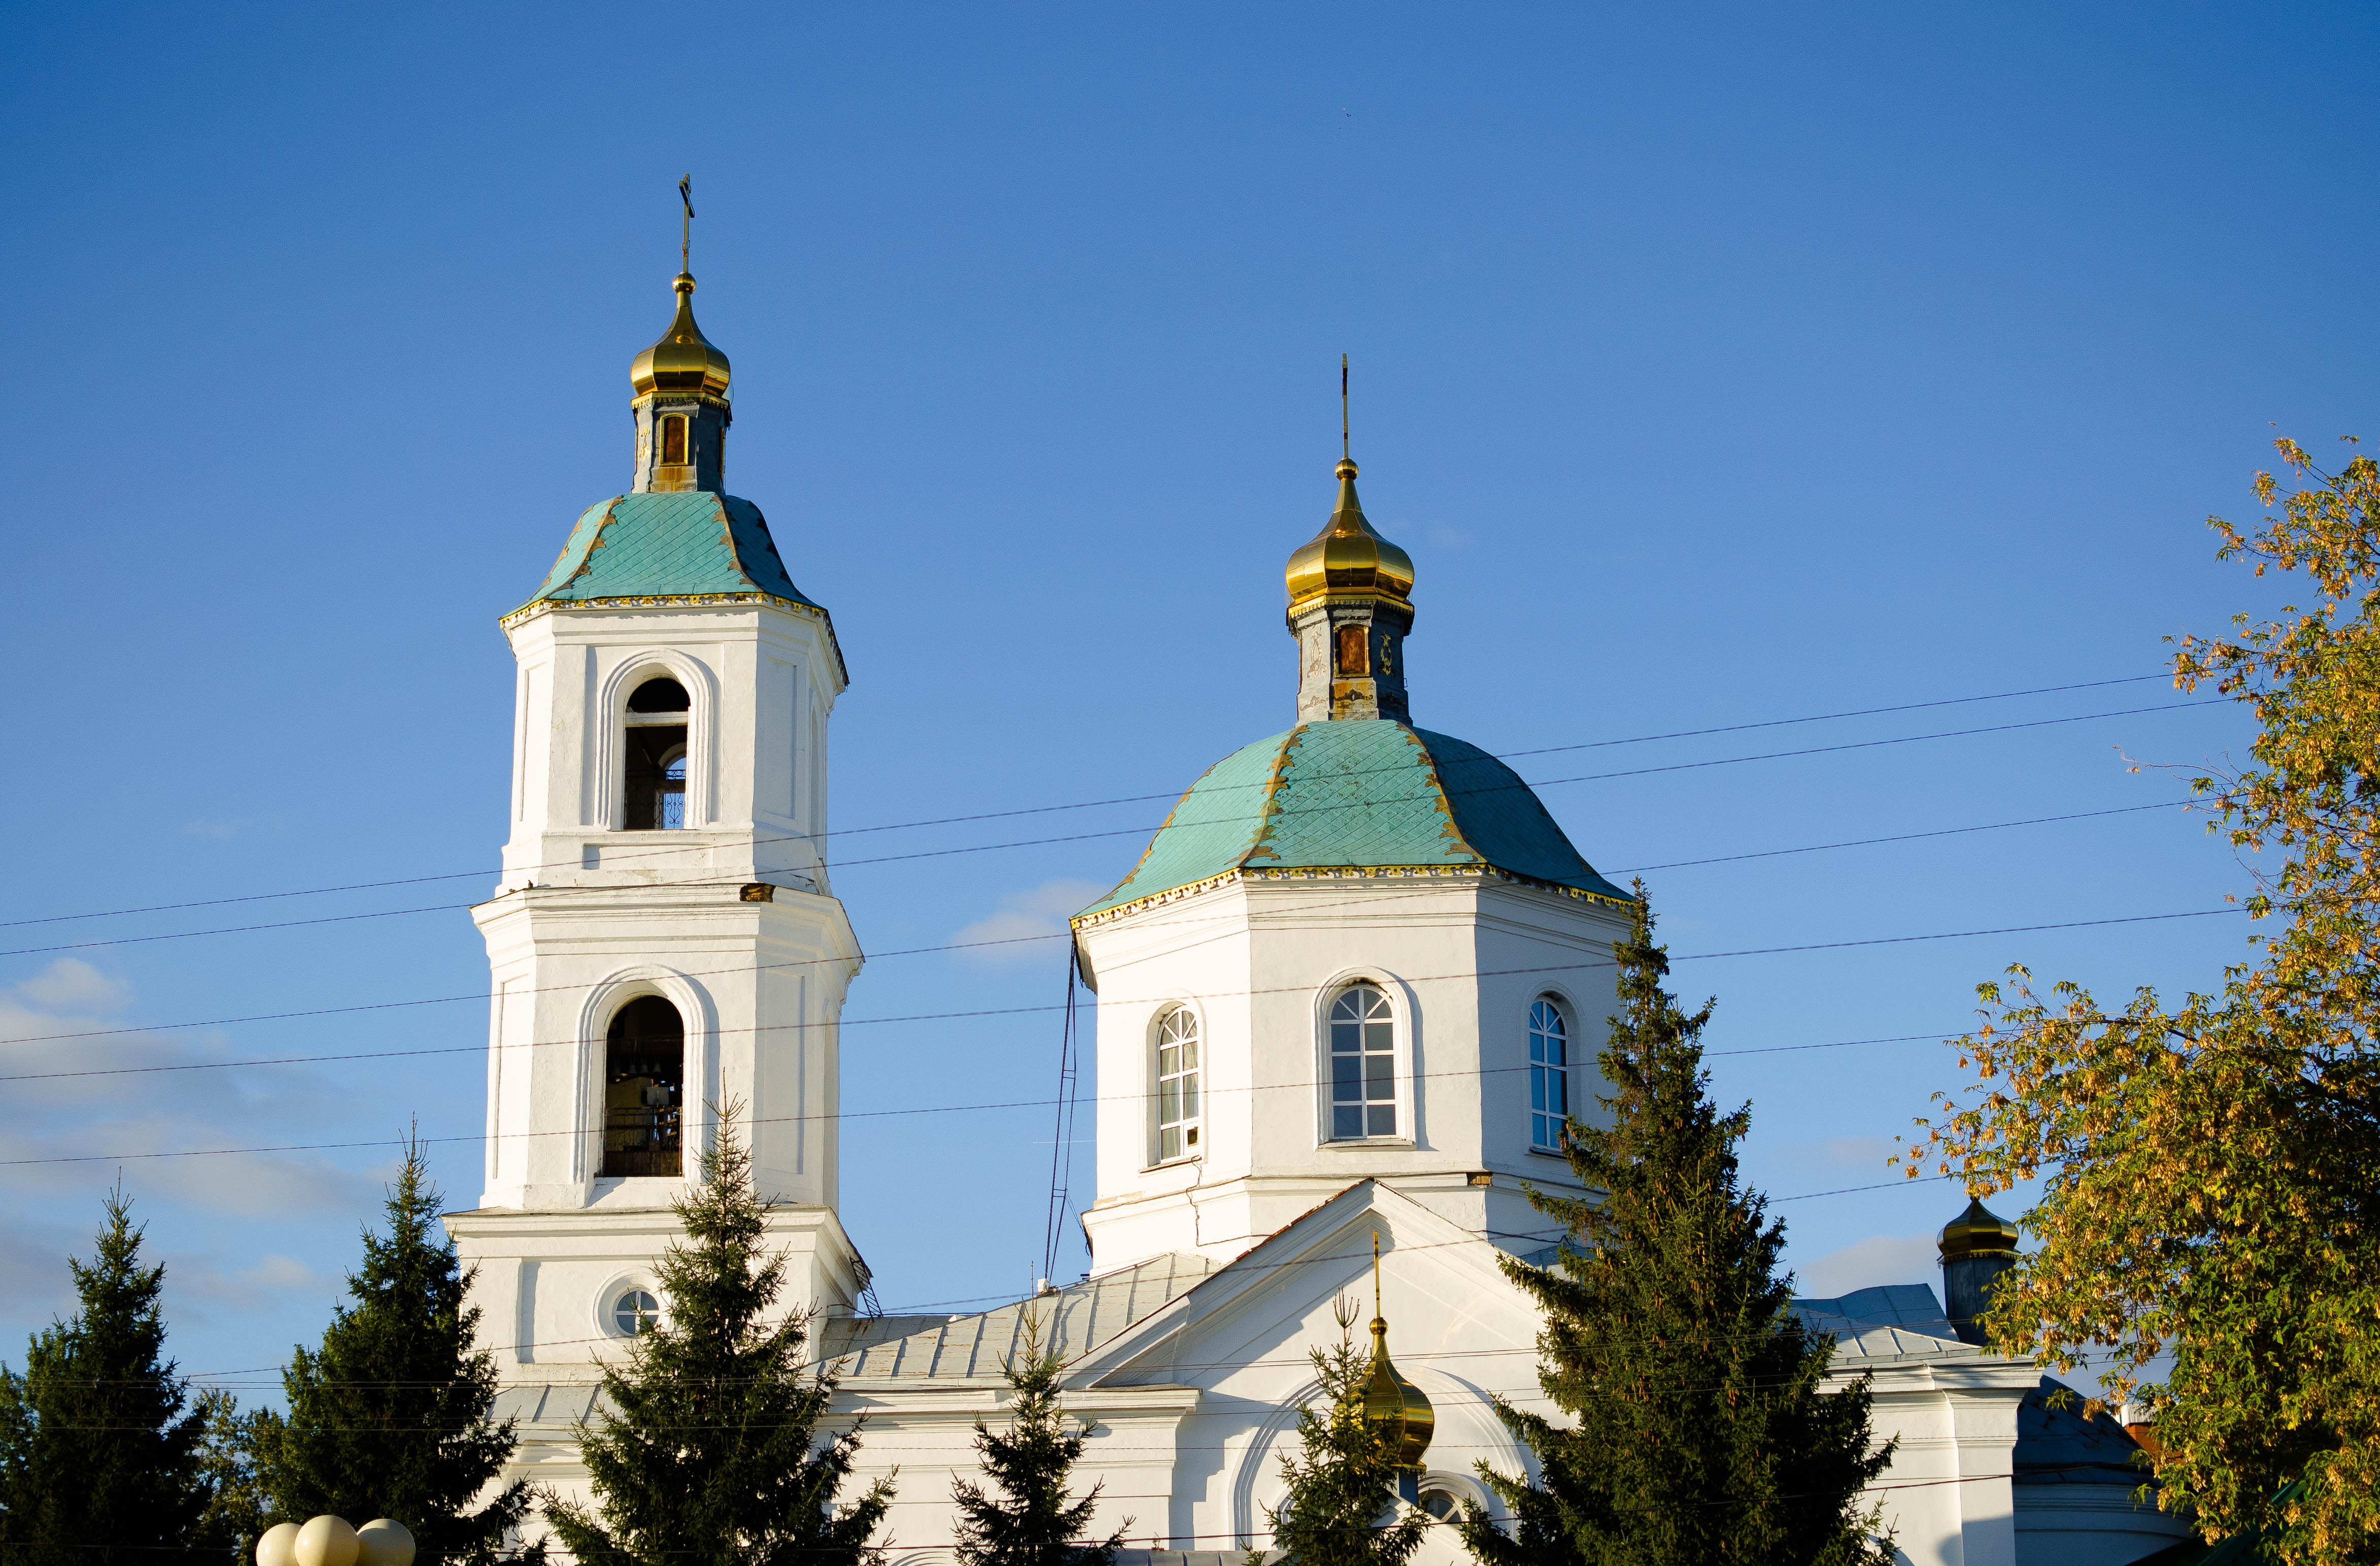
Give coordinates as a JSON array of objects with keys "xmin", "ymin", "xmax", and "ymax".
[
  {"xmin": 0, "ymin": 797, "xmax": 2204, "ymax": 1053},
  {"xmin": 0, "ymin": 902, "xmax": 2239, "ymax": 1090},
  {"xmin": 0, "ymin": 671, "xmax": 2190, "ymax": 932}
]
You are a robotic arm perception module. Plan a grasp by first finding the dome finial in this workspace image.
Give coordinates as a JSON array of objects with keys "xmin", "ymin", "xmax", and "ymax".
[
  {"xmin": 1342, "ymin": 352, "xmax": 1351, "ymax": 464},
  {"xmin": 1360, "ymin": 1229, "xmax": 1436, "ymax": 1482},
  {"xmin": 628, "ymin": 179, "xmax": 732, "ymax": 403}
]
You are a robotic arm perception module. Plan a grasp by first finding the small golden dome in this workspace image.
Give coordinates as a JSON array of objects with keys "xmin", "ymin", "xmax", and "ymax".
[
  {"xmin": 1360, "ymin": 1313, "xmax": 1436, "ymax": 1470},
  {"xmin": 630, "ymin": 272, "xmax": 731, "ymax": 400},
  {"xmin": 1939, "ymin": 1196, "xmax": 2020, "ymax": 1262},
  {"xmin": 1285, "ymin": 459, "xmax": 1415, "ymax": 613}
]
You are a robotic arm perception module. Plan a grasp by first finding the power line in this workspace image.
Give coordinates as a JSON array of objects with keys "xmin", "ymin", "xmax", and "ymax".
[
  {"xmin": 0, "ymin": 906, "xmax": 2241, "ymax": 1153},
  {"xmin": 0, "ymin": 672, "xmax": 2187, "ymax": 932},
  {"xmin": 0, "ymin": 793, "xmax": 2197, "ymax": 1023},
  {"xmin": 0, "ymin": 897, "xmax": 2237, "ymax": 1084}
]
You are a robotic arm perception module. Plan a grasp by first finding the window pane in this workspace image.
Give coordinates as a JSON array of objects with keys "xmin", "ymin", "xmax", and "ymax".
[
  {"xmin": 1366, "ymin": 1057, "xmax": 1393, "ymax": 1099},
  {"xmin": 1160, "ymin": 1081, "xmax": 1180, "ymax": 1122},
  {"xmin": 1531, "ymin": 1068, "xmax": 1546, "ymax": 1113},
  {"xmin": 1159, "ymin": 1043, "xmax": 1179, "ymax": 1078},
  {"xmin": 1333, "ymin": 1105, "xmax": 1364, "ymax": 1139},
  {"xmin": 1551, "ymin": 1067, "xmax": 1567, "ymax": 1117},
  {"xmin": 1365, "ymin": 1020, "xmax": 1393, "ymax": 1052},
  {"xmin": 1331, "ymin": 1020, "xmax": 1362, "ymax": 1054},
  {"xmin": 1181, "ymin": 1079, "xmax": 1198, "ymax": 1117},
  {"xmin": 1332, "ymin": 1056, "xmax": 1361, "ymax": 1098},
  {"xmin": 1181, "ymin": 1040, "xmax": 1198, "ymax": 1070},
  {"xmin": 1368, "ymin": 1104, "xmax": 1396, "ymax": 1136},
  {"xmin": 1160, "ymin": 1126, "xmax": 1180, "ymax": 1160}
]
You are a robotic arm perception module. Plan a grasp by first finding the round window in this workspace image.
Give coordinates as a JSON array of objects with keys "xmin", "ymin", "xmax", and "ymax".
[
  {"xmin": 1420, "ymin": 1489, "xmax": 1460, "ymax": 1521},
  {"xmin": 612, "ymin": 1288, "xmax": 661, "ymax": 1336}
]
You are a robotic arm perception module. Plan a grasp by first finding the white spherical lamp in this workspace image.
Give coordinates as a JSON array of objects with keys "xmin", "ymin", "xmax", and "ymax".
[
  {"xmin": 294, "ymin": 1515, "xmax": 361, "ymax": 1566},
  {"xmin": 356, "ymin": 1519, "xmax": 416, "ymax": 1566},
  {"xmin": 256, "ymin": 1521, "xmax": 302, "ymax": 1566}
]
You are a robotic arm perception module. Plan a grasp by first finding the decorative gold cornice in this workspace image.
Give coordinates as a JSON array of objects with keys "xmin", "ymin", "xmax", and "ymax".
[
  {"xmin": 499, "ymin": 592, "xmax": 850, "ymax": 688},
  {"xmin": 1070, "ymin": 862, "xmax": 1633, "ymax": 931}
]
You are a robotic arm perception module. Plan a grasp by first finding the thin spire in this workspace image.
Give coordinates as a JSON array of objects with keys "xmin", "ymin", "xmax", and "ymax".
[
  {"xmin": 1342, "ymin": 353, "xmax": 1351, "ymax": 462},
  {"xmin": 1372, "ymin": 1228, "xmax": 1383, "ymax": 1327},
  {"xmin": 678, "ymin": 175, "xmax": 695, "ymax": 273}
]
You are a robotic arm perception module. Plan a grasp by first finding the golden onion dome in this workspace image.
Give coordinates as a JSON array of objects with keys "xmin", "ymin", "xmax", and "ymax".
[
  {"xmin": 1361, "ymin": 1313, "xmax": 1436, "ymax": 1470},
  {"xmin": 1285, "ymin": 459, "xmax": 1415, "ymax": 614},
  {"xmin": 1939, "ymin": 1196, "xmax": 2020, "ymax": 1262},
  {"xmin": 630, "ymin": 272, "xmax": 731, "ymax": 400}
]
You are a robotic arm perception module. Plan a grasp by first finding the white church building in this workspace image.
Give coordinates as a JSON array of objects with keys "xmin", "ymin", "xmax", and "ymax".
[{"xmin": 446, "ymin": 261, "xmax": 2191, "ymax": 1566}]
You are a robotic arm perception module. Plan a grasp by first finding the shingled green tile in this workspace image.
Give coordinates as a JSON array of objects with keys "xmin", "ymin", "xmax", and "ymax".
[
  {"xmin": 1079, "ymin": 719, "xmax": 1627, "ymax": 918},
  {"xmin": 515, "ymin": 492, "xmax": 824, "ymax": 614}
]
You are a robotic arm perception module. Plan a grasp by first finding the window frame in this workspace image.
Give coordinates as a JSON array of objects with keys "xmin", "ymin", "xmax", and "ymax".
[
  {"xmin": 1528, "ymin": 995, "xmax": 1571, "ymax": 1153},
  {"xmin": 1316, "ymin": 975, "xmax": 1412, "ymax": 1146},
  {"xmin": 602, "ymin": 658, "xmax": 707, "ymax": 834},
  {"xmin": 1150, "ymin": 1003, "xmax": 1202, "ymax": 1166}
]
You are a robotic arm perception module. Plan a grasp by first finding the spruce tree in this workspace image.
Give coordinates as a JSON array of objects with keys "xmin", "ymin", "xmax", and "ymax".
[
  {"xmin": 0, "ymin": 1188, "xmax": 212, "ymax": 1566},
  {"xmin": 545, "ymin": 1106, "xmax": 892, "ymax": 1566},
  {"xmin": 1258, "ymin": 1304, "xmax": 1425, "ymax": 1566},
  {"xmin": 248, "ymin": 1135, "xmax": 532, "ymax": 1565},
  {"xmin": 950, "ymin": 1313, "xmax": 1123, "ymax": 1566},
  {"xmin": 1458, "ymin": 889, "xmax": 1894, "ymax": 1566}
]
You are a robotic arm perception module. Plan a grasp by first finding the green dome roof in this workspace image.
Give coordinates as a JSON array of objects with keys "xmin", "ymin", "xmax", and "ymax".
[
  {"xmin": 513, "ymin": 491, "xmax": 826, "ymax": 617},
  {"xmin": 1078, "ymin": 719, "xmax": 1629, "ymax": 921}
]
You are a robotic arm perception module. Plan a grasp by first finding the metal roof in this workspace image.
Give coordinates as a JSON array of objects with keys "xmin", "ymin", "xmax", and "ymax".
[
  {"xmin": 516, "ymin": 492, "xmax": 825, "ymax": 616},
  {"xmin": 1078, "ymin": 720, "xmax": 1629, "ymax": 920},
  {"xmin": 824, "ymin": 1252, "xmax": 1220, "ymax": 1381}
]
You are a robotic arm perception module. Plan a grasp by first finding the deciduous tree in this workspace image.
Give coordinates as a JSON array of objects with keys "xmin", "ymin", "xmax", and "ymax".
[
  {"xmin": 1462, "ymin": 889, "xmax": 1893, "ymax": 1566},
  {"xmin": 1916, "ymin": 436, "xmax": 2380, "ymax": 1564}
]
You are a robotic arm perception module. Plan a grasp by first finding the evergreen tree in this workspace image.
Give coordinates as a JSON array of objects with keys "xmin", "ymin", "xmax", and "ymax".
[
  {"xmin": 1459, "ymin": 890, "xmax": 1894, "ymax": 1566},
  {"xmin": 248, "ymin": 1135, "xmax": 533, "ymax": 1565},
  {"xmin": 950, "ymin": 1313, "xmax": 1123, "ymax": 1566},
  {"xmin": 546, "ymin": 1106, "xmax": 892, "ymax": 1566},
  {"xmin": 1258, "ymin": 1303, "xmax": 1426, "ymax": 1566},
  {"xmin": 0, "ymin": 1188, "xmax": 212, "ymax": 1566}
]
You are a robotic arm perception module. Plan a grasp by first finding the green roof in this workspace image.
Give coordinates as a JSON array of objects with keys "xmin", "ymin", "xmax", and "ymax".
[
  {"xmin": 1078, "ymin": 719, "xmax": 1630, "ymax": 919},
  {"xmin": 514, "ymin": 492, "xmax": 826, "ymax": 616}
]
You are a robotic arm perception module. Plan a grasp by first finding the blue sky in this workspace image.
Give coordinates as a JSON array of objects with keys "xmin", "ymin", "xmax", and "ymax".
[{"xmin": 2, "ymin": 3, "xmax": 2373, "ymax": 1397}]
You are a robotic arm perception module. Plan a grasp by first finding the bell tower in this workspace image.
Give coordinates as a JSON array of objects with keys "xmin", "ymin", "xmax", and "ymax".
[{"xmin": 446, "ymin": 210, "xmax": 867, "ymax": 1372}]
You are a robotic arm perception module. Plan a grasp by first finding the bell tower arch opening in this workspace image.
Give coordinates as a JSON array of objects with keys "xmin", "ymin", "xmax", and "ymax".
[
  {"xmin": 623, "ymin": 674, "xmax": 692, "ymax": 830},
  {"xmin": 602, "ymin": 994, "xmax": 684, "ymax": 1178}
]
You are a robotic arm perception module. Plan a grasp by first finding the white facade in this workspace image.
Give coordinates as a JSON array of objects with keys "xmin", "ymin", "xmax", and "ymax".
[
  {"xmin": 1075, "ymin": 874, "xmax": 1631, "ymax": 1273},
  {"xmin": 451, "ymin": 592, "xmax": 867, "ymax": 1361}
]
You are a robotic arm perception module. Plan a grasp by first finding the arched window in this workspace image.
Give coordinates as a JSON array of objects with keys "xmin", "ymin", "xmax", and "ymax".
[
  {"xmin": 1154, "ymin": 1005, "xmax": 1200, "ymax": 1162},
  {"xmin": 623, "ymin": 675, "xmax": 691, "ymax": 830},
  {"xmin": 1529, "ymin": 997, "xmax": 1569, "ymax": 1151},
  {"xmin": 603, "ymin": 995, "xmax": 683, "ymax": 1178},
  {"xmin": 1329, "ymin": 983, "xmax": 1396, "ymax": 1140}
]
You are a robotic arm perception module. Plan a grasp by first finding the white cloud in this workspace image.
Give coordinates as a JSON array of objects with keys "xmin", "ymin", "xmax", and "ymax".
[
  {"xmin": 165, "ymin": 1250, "xmax": 341, "ymax": 1326},
  {"xmin": 1793, "ymin": 1232, "xmax": 1939, "ymax": 1300},
  {"xmin": 11, "ymin": 957, "xmax": 134, "ymax": 1016},
  {"xmin": 952, "ymin": 880, "xmax": 1107, "ymax": 967}
]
